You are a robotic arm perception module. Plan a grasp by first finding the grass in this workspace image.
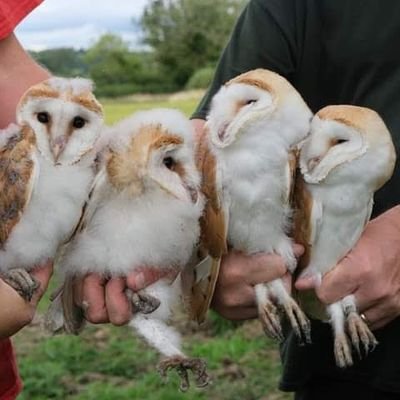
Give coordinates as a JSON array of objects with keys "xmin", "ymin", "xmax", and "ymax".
[{"xmin": 13, "ymin": 91, "xmax": 291, "ymax": 400}]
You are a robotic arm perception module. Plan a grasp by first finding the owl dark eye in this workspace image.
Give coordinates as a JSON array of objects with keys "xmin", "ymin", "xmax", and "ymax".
[
  {"xmin": 163, "ymin": 156, "xmax": 175, "ymax": 170},
  {"xmin": 245, "ymin": 99, "xmax": 257, "ymax": 105},
  {"xmin": 336, "ymin": 139, "xmax": 349, "ymax": 144},
  {"xmin": 72, "ymin": 116, "xmax": 86, "ymax": 129},
  {"xmin": 37, "ymin": 112, "xmax": 50, "ymax": 124}
]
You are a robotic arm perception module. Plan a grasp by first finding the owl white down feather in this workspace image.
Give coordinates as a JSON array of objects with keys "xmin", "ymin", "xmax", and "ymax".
[{"xmin": 57, "ymin": 108, "xmax": 209, "ymax": 391}]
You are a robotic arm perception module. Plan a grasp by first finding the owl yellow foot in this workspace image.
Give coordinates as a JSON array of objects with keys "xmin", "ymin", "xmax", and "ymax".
[
  {"xmin": 259, "ymin": 301, "xmax": 284, "ymax": 341},
  {"xmin": 158, "ymin": 356, "xmax": 210, "ymax": 392},
  {"xmin": 2, "ymin": 268, "xmax": 39, "ymax": 301},
  {"xmin": 334, "ymin": 333, "xmax": 353, "ymax": 368},
  {"xmin": 347, "ymin": 312, "xmax": 378, "ymax": 357}
]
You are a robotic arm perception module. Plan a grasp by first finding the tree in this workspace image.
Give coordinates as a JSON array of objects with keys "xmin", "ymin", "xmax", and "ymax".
[
  {"xmin": 31, "ymin": 48, "xmax": 87, "ymax": 77},
  {"xmin": 141, "ymin": 0, "xmax": 245, "ymax": 87},
  {"xmin": 84, "ymin": 33, "xmax": 175, "ymax": 96}
]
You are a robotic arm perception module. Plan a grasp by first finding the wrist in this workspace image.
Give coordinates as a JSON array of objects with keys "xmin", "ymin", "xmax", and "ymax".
[{"xmin": 0, "ymin": 279, "xmax": 34, "ymax": 338}]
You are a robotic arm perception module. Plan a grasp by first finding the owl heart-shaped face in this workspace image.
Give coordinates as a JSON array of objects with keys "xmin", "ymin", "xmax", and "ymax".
[
  {"xmin": 300, "ymin": 105, "xmax": 396, "ymax": 188},
  {"xmin": 17, "ymin": 77, "xmax": 104, "ymax": 165},
  {"xmin": 207, "ymin": 82, "xmax": 275, "ymax": 148},
  {"xmin": 106, "ymin": 109, "xmax": 201, "ymax": 204}
]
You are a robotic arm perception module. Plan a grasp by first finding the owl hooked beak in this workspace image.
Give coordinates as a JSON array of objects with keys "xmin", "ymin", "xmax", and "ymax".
[{"xmin": 50, "ymin": 135, "xmax": 67, "ymax": 162}]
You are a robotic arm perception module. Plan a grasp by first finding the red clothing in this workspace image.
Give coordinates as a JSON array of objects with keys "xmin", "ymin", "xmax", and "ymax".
[
  {"xmin": 0, "ymin": 0, "xmax": 43, "ymax": 39},
  {"xmin": 0, "ymin": 340, "xmax": 21, "ymax": 400},
  {"xmin": 0, "ymin": 1, "xmax": 42, "ymax": 398}
]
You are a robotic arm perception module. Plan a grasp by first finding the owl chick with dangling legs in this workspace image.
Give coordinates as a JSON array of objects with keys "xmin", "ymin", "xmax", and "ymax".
[
  {"xmin": 0, "ymin": 78, "xmax": 103, "ymax": 300},
  {"xmin": 294, "ymin": 105, "xmax": 396, "ymax": 367},
  {"xmin": 205, "ymin": 69, "xmax": 313, "ymax": 343},
  {"xmin": 54, "ymin": 109, "xmax": 210, "ymax": 391}
]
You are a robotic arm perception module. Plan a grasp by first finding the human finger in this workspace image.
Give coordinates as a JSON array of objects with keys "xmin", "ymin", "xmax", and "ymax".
[
  {"xmin": 243, "ymin": 253, "xmax": 287, "ymax": 285},
  {"xmin": 316, "ymin": 259, "xmax": 360, "ymax": 304},
  {"xmin": 30, "ymin": 260, "xmax": 53, "ymax": 304},
  {"xmin": 105, "ymin": 277, "xmax": 132, "ymax": 326},
  {"xmin": 126, "ymin": 267, "xmax": 178, "ymax": 292},
  {"xmin": 82, "ymin": 273, "xmax": 109, "ymax": 323}
]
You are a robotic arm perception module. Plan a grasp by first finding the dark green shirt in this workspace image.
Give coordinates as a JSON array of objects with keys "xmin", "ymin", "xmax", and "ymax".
[{"xmin": 193, "ymin": 0, "xmax": 400, "ymax": 392}]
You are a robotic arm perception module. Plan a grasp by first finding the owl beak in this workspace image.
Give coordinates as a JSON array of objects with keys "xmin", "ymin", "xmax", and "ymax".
[
  {"xmin": 307, "ymin": 156, "xmax": 321, "ymax": 172},
  {"xmin": 51, "ymin": 136, "xmax": 67, "ymax": 162}
]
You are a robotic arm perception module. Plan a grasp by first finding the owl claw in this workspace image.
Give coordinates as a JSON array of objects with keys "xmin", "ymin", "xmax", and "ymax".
[
  {"xmin": 157, "ymin": 356, "xmax": 210, "ymax": 392},
  {"xmin": 282, "ymin": 298, "xmax": 312, "ymax": 345},
  {"xmin": 259, "ymin": 301, "xmax": 284, "ymax": 341},
  {"xmin": 128, "ymin": 292, "xmax": 161, "ymax": 314},
  {"xmin": 1, "ymin": 268, "xmax": 39, "ymax": 301},
  {"xmin": 334, "ymin": 333, "xmax": 353, "ymax": 368},
  {"xmin": 346, "ymin": 312, "xmax": 378, "ymax": 357}
]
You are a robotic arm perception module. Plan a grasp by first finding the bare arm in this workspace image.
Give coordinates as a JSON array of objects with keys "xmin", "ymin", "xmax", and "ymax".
[
  {"xmin": 0, "ymin": 33, "xmax": 50, "ymax": 128},
  {"xmin": 0, "ymin": 33, "xmax": 52, "ymax": 338}
]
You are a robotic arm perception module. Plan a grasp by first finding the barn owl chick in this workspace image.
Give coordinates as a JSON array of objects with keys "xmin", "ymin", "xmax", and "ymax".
[
  {"xmin": 0, "ymin": 77, "xmax": 103, "ymax": 300},
  {"xmin": 56, "ymin": 109, "xmax": 209, "ymax": 391},
  {"xmin": 294, "ymin": 105, "xmax": 396, "ymax": 367},
  {"xmin": 206, "ymin": 69, "xmax": 313, "ymax": 343}
]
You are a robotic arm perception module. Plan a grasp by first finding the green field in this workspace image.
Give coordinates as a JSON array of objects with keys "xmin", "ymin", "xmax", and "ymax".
[{"xmin": 13, "ymin": 93, "xmax": 291, "ymax": 400}]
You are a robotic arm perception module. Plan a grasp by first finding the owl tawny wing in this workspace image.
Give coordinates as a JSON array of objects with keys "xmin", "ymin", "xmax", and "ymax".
[
  {"xmin": 188, "ymin": 133, "xmax": 228, "ymax": 324},
  {"xmin": 0, "ymin": 124, "xmax": 37, "ymax": 249},
  {"xmin": 292, "ymin": 170, "xmax": 324, "ymax": 319}
]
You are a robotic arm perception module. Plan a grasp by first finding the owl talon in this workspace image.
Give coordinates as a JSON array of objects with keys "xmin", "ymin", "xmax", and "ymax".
[
  {"xmin": 259, "ymin": 302, "xmax": 284, "ymax": 341},
  {"xmin": 334, "ymin": 333, "xmax": 353, "ymax": 368},
  {"xmin": 2, "ymin": 268, "xmax": 39, "ymax": 301},
  {"xmin": 282, "ymin": 298, "xmax": 312, "ymax": 345},
  {"xmin": 346, "ymin": 312, "xmax": 378, "ymax": 356},
  {"xmin": 158, "ymin": 356, "xmax": 210, "ymax": 392},
  {"xmin": 129, "ymin": 292, "xmax": 161, "ymax": 314}
]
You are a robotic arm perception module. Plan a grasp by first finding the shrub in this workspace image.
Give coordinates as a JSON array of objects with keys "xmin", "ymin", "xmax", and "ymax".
[{"xmin": 185, "ymin": 67, "xmax": 215, "ymax": 90}]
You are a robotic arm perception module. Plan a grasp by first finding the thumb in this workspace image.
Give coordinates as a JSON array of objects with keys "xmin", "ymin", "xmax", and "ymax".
[
  {"xmin": 315, "ymin": 258, "xmax": 359, "ymax": 304},
  {"xmin": 126, "ymin": 267, "xmax": 179, "ymax": 292}
]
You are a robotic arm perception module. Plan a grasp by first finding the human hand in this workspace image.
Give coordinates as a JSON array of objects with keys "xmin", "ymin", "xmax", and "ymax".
[
  {"xmin": 0, "ymin": 261, "xmax": 53, "ymax": 339},
  {"xmin": 73, "ymin": 268, "xmax": 178, "ymax": 326},
  {"xmin": 211, "ymin": 245, "xmax": 304, "ymax": 320},
  {"xmin": 296, "ymin": 206, "xmax": 400, "ymax": 330}
]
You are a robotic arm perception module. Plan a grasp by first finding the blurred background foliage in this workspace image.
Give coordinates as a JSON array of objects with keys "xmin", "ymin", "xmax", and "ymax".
[{"xmin": 30, "ymin": 0, "xmax": 246, "ymax": 97}]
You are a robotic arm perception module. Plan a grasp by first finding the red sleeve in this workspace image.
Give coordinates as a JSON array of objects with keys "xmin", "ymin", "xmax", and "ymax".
[
  {"xmin": 0, "ymin": 0, "xmax": 43, "ymax": 40},
  {"xmin": 0, "ymin": 339, "xmax": 22, "ymax": 400}
]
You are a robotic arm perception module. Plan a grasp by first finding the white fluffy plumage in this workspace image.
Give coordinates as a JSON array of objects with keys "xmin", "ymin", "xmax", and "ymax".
[
  {"xmin": 206, "ymin": 69, "xmax": 313, "ymax": 342},
  {"xmin": 295, "ymin": 105, "xmax": 396, "ymax": 367},
  {"xmin": 57, "ymin": 108, "xmax": 209, "ymax": 390},
  {"xmin": 0, "ymin": 77, "xmax": 103, "ymax": 300}
]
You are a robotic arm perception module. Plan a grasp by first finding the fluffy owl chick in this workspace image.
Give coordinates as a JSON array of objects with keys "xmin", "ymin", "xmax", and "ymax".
[
  {"xmin": 58, "ymin": 109, "xmax": 208, "ymax": 391},
  {"xmin": 206, "ymin": 69, "xmax": 313, "ymax": 342},
  {"xmin": 0, "ymin": 77, "xmax": 103, "ymax": 300},
  {"xmin": 295, "ymin": 105, "xmax": 396, "ymax": 367}
]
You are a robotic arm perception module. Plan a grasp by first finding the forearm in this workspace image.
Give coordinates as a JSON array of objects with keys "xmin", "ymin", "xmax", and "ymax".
[
  {"xmin": 0, "ymin": 279, "xmax": 34, "ymax": 339},
  {"xmin": 0, "ymin": 33, "xmax": 50, "ymax": 128}
]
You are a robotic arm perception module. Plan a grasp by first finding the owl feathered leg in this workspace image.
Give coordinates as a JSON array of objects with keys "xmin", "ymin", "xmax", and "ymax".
[
  {"xmin": 1, "ymin": 268, "xmax": 39, "ymax": 301},
  {"xmin": 342, "ymin": 295, "xmax": 378, "ymax": 356},
  {"xmin": 269, "ymin": 279, "xmax": 311, "ymax": 344},
  {"xmin": 327, "ymin": 302, "xmax": 353, "ymax": 368},
  {"xmin": 129, "ymin": 279, "xmax": 209, "ymax": 391},
  {"xmin": 130, "ymin": 314, "xmax": 209, "ymax": 391},
  {"xmin": 255, "ymin": 283, "xmax": 284, "ymax": 341}
]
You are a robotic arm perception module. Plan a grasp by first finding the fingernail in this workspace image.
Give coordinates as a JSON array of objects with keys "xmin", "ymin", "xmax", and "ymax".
[{"xmin": 135, "ymin": 273, "xmax": 145, "ymax": 290}]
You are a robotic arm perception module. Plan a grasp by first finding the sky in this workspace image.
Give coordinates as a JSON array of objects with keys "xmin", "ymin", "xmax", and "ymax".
[{"xmin": 16, "ymin": 0, "xmax": 148, "ymax": 51}]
